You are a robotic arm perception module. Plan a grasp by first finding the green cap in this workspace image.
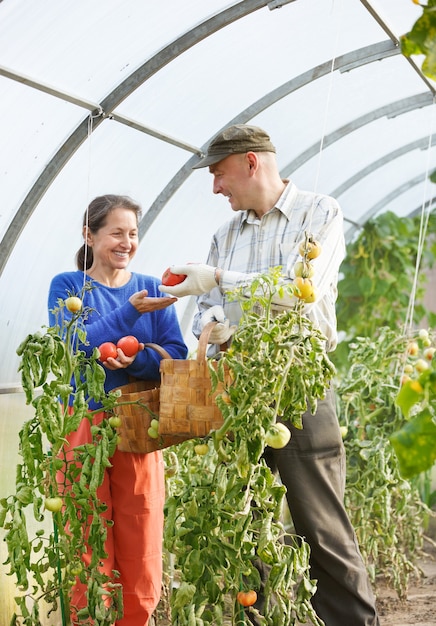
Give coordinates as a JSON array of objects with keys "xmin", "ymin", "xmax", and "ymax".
[{"xmin": 192, "ymin": 124, "xmax": 276, "ymax": 169}]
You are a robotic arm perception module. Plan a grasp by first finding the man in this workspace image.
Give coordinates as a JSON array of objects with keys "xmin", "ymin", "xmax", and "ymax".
[{"xmin": 159, "ymin": 125, "xmax": 380, "ymax": 625}]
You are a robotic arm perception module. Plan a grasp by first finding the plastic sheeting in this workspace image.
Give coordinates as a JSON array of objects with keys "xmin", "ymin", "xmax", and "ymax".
[{"xmin": 0, "ymin": 0, "xmax": 435, "ymax": 386}]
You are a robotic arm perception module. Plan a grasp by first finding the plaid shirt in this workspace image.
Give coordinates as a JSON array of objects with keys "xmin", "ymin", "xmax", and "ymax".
[{"xmin": 193, "ymin": 180, "xmax": 345, "ymax": 351}]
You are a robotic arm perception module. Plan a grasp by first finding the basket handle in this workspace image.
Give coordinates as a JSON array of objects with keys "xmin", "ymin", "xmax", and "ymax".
[
  {"xmin": 144, "ymin": 343, "xmax": 172, "ymax": 360},
  {"xmin": 197, "ymin": 321, "xmax": 228, "ymax": 362}
]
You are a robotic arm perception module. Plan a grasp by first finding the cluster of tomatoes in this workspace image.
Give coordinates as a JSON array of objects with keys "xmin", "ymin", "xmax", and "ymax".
[
  {"xmin": 402, "ymin": 328, "xmax": 435, "ymax": 387},
  {"xmin": 292, "ymin": 237, "xmax": 321, "ymax": 303},
  {"xmin": 98, "ymin": 335, "xmax": 140, "ymax": 362}
]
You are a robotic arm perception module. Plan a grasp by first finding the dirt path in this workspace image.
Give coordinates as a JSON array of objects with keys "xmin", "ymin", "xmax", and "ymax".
[{"xmin": 375, "ymin": 537, "xmax": 436, "ymax": 626}]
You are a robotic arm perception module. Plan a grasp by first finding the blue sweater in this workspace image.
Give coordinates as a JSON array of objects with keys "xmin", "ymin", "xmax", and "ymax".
[{"xmin": 48, "ymin": 271, "xmax": 188, "ymax": 406}]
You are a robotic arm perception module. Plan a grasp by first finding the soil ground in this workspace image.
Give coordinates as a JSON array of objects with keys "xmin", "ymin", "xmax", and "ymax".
[
  {"xmin": 154, "ymin": 536, "xmax": 436, "ymax": 625},
  {"xmin": 374, "ymin": 535, "xmax": 436, "ymax": 626}
]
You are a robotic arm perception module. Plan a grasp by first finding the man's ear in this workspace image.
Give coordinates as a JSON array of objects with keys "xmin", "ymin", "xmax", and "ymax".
[{"xmin": 246, "ymin": 151, "xmax": 258, "ymax": 173}]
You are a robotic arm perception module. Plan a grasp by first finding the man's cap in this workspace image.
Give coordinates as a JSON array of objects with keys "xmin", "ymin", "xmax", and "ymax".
[{"xmin": 192, "ymin": 124, "xmax": 276, "ymax": 169}]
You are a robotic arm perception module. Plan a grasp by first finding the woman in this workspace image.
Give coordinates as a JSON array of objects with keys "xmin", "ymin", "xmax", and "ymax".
[{"xmin": 48, "ymin": 194, "xmax": 188, "ymax": 625}]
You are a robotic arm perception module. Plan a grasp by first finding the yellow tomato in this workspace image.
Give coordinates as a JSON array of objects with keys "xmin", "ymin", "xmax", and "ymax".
[
  {"xmin": 65, "ymin": 296, "xmax": 82, "ymax": 313},
  {"xmin": 293, "ymin": 276, "xmax": 315, "ymax": 301}
]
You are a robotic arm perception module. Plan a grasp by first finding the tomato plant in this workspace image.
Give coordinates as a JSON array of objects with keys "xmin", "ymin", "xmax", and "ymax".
[
  {"xmin": 1, "ymin": 282, "xmax": 124, "ymax": 624},
  {"xmin": 333, "ymin": 210, "xmax": 436, "ymax": 374},
  {"xmin": 162, "ymin": 267, "xmax": 187, "ymax": 286},
  {"xmin": 337, "ymin": 328, "xmax": 430, "ymax": 598},
  {"xmin": 98, "ymin": 341, "xmax": 118, "ymax": 362},
  {"xmin": 163, "ymin": 267, "xmax": 334, "ymax": 625}
]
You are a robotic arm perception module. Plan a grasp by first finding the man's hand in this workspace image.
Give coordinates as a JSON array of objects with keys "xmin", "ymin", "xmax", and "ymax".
[
  {"xmin": 200, "ymin": 305, "xmax": 237, "ymax": 344},
  {"xmin": 158, "ymin": 264, "xmax": 218, "ymax": 297}
]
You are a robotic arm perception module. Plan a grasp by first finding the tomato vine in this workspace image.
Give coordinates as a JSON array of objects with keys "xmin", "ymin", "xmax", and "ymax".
[
  {"xmin": 163, "ymin": 268, "xmax": 335, "ymax": 625},
  {"xmin": 0, "ymin": 284, "xmax": 123, "ymax": 625}
]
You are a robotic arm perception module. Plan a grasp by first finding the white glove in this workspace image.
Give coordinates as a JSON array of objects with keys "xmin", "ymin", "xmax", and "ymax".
[
  {"xmin": 200, "ymin": 305, "xmax": 237, "ymax": 344},
  {"xmin": 158, "ymin": 264, "xmax": 217, "ymax": 297}
]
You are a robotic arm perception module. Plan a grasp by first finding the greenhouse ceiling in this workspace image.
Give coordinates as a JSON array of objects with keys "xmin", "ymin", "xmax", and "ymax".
[{"xmin": 0, "ymin": 0, "xmax": 435, "ymax": 388}]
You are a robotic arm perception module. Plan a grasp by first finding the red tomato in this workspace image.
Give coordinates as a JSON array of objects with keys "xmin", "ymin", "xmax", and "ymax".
[
  {"xmin": 236, "ymin": 590, "xmax": 257, "ymax": 607},
  {"xmin": 117, "ymin": 335, "xmax": 139, "ymax": 357},
  {"xmin": 162, "ymin": 267, "xmax": 187, "ymax": 286},
  {"xmin": 98, "ymin": 342, "xmax": 118, "ymax": 362}
]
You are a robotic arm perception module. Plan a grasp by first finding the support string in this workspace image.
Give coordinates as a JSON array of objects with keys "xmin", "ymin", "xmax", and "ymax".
[
  {"xmin": 307, "ymin": 0, "xmax": 342, "ymax": 234},
  {"xmin": 402, "ymin": 97, "xmax": 436, "ymax": 341}
]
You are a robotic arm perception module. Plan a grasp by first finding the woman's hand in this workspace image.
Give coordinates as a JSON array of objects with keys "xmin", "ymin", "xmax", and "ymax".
[
  {"xmin": 129, "ymin": 290, "xmax": 177, "ymax": 313},
  {"xmin": 101, "ymin": 342, "xmax": 146, "ymax": 370}
]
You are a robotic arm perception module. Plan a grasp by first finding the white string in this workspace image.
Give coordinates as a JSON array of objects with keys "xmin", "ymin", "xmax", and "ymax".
[
  {"xmin": 402, "ymin": 98, "xmax": 436, "ymax": 341},
  {"xmin": 82, "ymin": 111, "xmax": 99, "ymax": 291},
  {"xmin": 307, "ymin": 0, "xmax": 342, "ymax": 233}
]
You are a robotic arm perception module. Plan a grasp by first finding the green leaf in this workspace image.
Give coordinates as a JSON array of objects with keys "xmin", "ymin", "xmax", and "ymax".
[
  {"xmin": 390, "ymin": 408, "xmax": 436, "ymax": 478},
  {"xmin": 395, "ymin": 379, "xmax": 425, "ymax": 418}
]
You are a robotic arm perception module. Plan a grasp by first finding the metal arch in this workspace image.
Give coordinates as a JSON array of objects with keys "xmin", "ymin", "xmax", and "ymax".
[
  {"xmin": 281, "ymin": 93, "xmax": 433, "ymax": 178},
  {"xmin": 331, "ymin": 136, "xmax": 436, "ymax": 198},
  {"xmin": 344, "ymin": 172, "xmax": 431, "ymax": 242},
  {"xmin": 139, "ymin": 39, "xmax": 401, "ymax": 236},
  {"xmin": 0, "ymin": 0, "xmax": 271, "ymax": 277}
]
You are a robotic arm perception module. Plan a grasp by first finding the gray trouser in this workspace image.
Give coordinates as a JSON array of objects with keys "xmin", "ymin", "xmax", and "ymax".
[{"xmin": 262, "ymin": 387, "xmax": 380, "ymax": 626}]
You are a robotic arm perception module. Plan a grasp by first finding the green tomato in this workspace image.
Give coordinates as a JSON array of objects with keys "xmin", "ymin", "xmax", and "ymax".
[
  {"xmin": 265, "ymin": 423, "xmax": 291, "ymax": 449},
  {"xmin": 150, "ymin": 418, "xmax": 159, "ymax": 431},
  {"xmin": 194, "ymin": 443, "xmax": 209, "ymax": 456},
  {"xmin": 70, "ymin": 563, "xmax": 83, "ymax": 576},
  {"xmin": 44, "ymin": 496, "xmax": 63, "ymax": 512},
  {"xmin": 339, "ymin": 426, "xmax": 348, "ymax": 439},
  {"xmin": 148, "ymin": 427, "xmax": 159, "ymax": 439},
  {"xmin": 109, "ymin": 415, "xmax": 122, "ymax": 428}
]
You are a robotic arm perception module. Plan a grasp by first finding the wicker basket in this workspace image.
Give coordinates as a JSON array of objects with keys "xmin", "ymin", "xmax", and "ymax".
[
  {"xmin": 112, "ymin": 343, "xmax": 191, "ymax": 453},
  {"xmin": 158, "ymin": 322, "xmax": 230, "ymax": 438}
]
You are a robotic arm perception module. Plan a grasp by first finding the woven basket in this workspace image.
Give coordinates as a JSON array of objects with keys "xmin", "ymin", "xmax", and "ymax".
[
  {"xmin": 112, "ymin": 343, "xmax": 191, "ymax": 453},
  {"xmin": 158, "ymin": 322, "xmax": 230, "ymax": 438}
]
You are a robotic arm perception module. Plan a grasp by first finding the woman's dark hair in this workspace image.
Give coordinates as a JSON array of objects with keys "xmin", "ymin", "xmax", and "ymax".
[{"xmin": 76, "ymin": 195, "xmax": 142, "ymax": 271}]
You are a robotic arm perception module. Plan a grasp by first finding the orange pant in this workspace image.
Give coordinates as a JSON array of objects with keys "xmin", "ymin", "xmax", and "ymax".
[{"xmin": 59, "ymin": 413, "xmax": 165, "ymax": 625}]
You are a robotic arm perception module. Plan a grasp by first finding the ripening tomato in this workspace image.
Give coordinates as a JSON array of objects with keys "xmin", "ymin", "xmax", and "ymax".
[
  {"xmin": 293, "ymin": 276, "xmax": 315, "ymax": 301},
  {"xmin": 298, "ymin": 239, "xmax": 322, "ymax": 260},
  {"xmin": 65, "ymin": 296, "xmax": 82, "ymax": 313},
  {"xmin": 415, "ymin": 358, "xmax": 429, "ymax": 373},
  {"xmin": 236, "ymin": 590, "xmax": 257, "ymax": 607},
  {"xmin": 44, "ymin": 496, "xmax": 63, "ymax": 512},
  {"xmin": 162, "ymin": 267, "xmax": 187, "ymax": 286},
  {"xmin": 424, "ymin": 347, "xmax": 435, "ymax": 361},
  {"xmin": 117, "ymin": 335, "xmax": 139, "ymax": 357},
  {"xmin": 265, "ymin": 423, "xmax": 291, "ymax": 449},
  {"xmin": 98, "ymin": 342, "xmax": 118, "ymax": 362},
  {"xmin": 407, "ymin": 341, "xmax": 419, "ymax": 356},
  {"xmin": 294, "ymin": 260, "xmax": 315, "ymax": 279}
]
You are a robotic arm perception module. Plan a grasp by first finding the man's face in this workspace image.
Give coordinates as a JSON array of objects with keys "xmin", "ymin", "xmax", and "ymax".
[{"xmin": 209, "ymin": 153, "xmax": 252, "ymax": 213}]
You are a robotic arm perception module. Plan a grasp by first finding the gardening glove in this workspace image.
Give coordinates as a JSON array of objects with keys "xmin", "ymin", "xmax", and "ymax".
[
  {"xmin": 200, "ymin": 305, "xmax": 237, "ymax": 344},
  {"xmin": 158, "ymin": 264, "xmax": 218, "ymax": 297}
]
